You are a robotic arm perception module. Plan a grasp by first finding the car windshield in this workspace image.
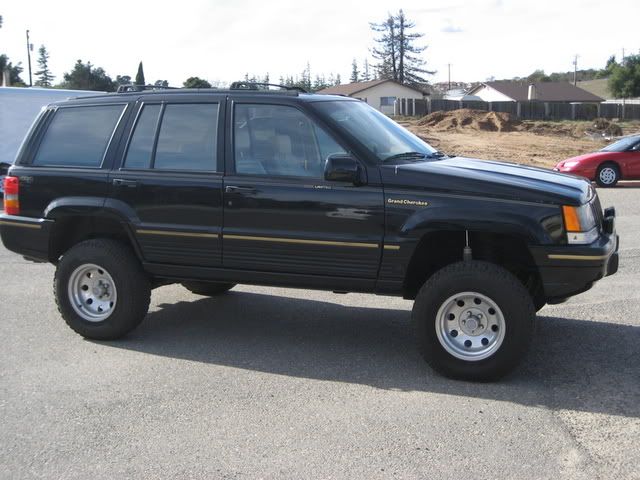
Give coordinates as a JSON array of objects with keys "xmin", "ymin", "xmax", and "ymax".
[
  {"xmin": 312, "ymin": 100, "xmax": 439, "ymax": 162},
  {"xmin": 600, "ymin": 136, "xmax": 640, "ymax": 152}
]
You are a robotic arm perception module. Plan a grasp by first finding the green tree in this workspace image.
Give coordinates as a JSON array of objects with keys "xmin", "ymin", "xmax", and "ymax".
[
  {"xmin": 0, "ymin": 54, "xmax": 26, "ymax": 86},
  {"xmin": 34, "ymin": 45, "xmax": 55, "ymax": 87},
  {"xmin": 362, "ymin": 58, "xmax": 371, "ymax": 81},
  {"xmin": 608, "ymin": 54, "xmax": 640, "ymax": 98},
  {"xmin": 154, "ymin": 79, "xmax": 169, "ymax": 87},
  {"xmin": 183, "ymin": 77, "xmax": 211, "ymax": 88},
  {"xmin": 135, "ymin": 61, "xmax": 145, "ymax": 85},
  {"xmin": 59, "ymin": 60, "xmax": 116, "ymax": 91},
  {"xmin": 350, "ymin": 59, "xmax": 359, "ymax": 83},
  {"xmin": 370, "ymin": 10, "xmax": 434, "ymax": 85},
  {"xmin": 527, "ymin": 69, "xmax": 550, "ymax": 83},
  {"xmin": 116, "ymin": 75, "xmax": 132, "ymax": 86}
]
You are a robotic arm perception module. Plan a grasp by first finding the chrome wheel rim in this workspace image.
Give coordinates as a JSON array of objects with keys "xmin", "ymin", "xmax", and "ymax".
[
  {"xmin": 435, "ymin": 292, "xmax": 506, "ymax": 361},
  {"xmin": 599, "ymin": 167, "xmax": 616, "ymax": 185},
  {"xmin": 68, "ymin": 264, "xmax": 117, "ymax": 322}
]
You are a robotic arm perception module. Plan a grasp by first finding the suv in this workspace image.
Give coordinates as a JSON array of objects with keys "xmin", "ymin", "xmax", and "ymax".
[{"xmin": 0, "ymin": 86, "xmax": 619, "ymax": 380}]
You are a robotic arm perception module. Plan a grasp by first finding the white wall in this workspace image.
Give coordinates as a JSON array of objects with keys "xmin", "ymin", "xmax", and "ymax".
[
  {"xmin": 0, "ymin": 87, "xmax": 103, "ymax": 165},
  {"xmin": 470, "ymin": 85, "xmax": 515, "ymax": 102},
  {"xmin": 356, "ymin": 82, "xmax": 424, "ymax": 113}
]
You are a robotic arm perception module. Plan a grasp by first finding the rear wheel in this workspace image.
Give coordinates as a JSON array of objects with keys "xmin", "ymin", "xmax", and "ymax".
[
  {"xmin": 412, "ymin": 261, "xmax": 535, "ymax": 381},
  {"xmin": 596, "ymin": 163, "xmax": 620, "ymax": 187},
  {"xmin": 182, "ymin": 281, "xmax": 236, "ymax": 296},
  {"xmin": 54, "ymin": 239, "xmax": 151, "ymax": 340}
]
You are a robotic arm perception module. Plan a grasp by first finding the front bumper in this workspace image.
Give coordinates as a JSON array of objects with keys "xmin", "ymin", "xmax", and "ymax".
[{"xmin": 530, "ymin": 223, "xmax": 619, "ymax": 301}]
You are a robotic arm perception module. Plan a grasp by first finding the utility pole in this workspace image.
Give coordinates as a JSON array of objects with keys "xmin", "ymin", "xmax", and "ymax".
[
  {"xmin": 447, "ymin": 63, "xmax": 451, "ymax": 90},
  {"xmin": 26, "ymin": 29, "xmax": 33, "ymax": 86},
  {"xmin": 572, "ymin": 54, "xmax": 578, "ymax": 86}
]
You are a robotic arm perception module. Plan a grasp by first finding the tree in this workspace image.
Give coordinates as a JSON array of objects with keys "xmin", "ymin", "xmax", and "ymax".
[
  {"xmin": 370, "ymin": 10, "xmax": 434, "ymax": 85},
  {"xmin": 116, "ymin": 75, "xmax": 132, "ymax": 86},
  {"xmin": 154, "ymin": 79, "xmax": 169, "ymax": 87},
  {"xmin": 335, "ymin": 73, "xmax": 341, "ymax": 85},
  {"xmin": 608, "ymin": 54, "xmax": 640, "ymax": 98},
  {"xmin": 527, "ymin": 69, "xmax": 550, "ymax": 83},
  {"xmin": 362, "ymin": 58, "xmax": 371, "ymax": 81},
  {"xmin": 0, "ymin": 54, "xmax": 25, "ymax": 86},
  {"xmin": 350, "ymin": 59, "xmax": 359, "ymax": 83},
  {"xmin": 60, "ymin": 60, "xmax": 116, "ymax": 91},
  {"xmin": 135, "ymin": 61, "xmax": 145, "ymax": 86},
  {"xmin": 183, "ymin": 77, "xmax": 211, "ymax": 88},
  {"xmin": 34, "ymin": 45, "xmax": 55, "ymax": 87}
]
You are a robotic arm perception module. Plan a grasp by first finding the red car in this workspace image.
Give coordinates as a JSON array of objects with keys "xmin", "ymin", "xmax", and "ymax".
[{"xmin": 554, "ymin": 134, "xmax": 640, "ymax": 187}]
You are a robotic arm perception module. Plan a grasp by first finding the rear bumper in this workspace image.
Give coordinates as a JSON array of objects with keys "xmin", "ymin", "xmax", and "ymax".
[
  {"xmin": 0, "ymin": 214, "xmax": 53, "ymax": 262},
  {"xmin": 531, "ymin": 228, "xmax": 619, "ymax": 301}
]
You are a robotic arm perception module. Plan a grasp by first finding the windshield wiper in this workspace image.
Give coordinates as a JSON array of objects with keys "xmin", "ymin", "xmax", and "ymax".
[
  {"xmin": 382, "ymin": 151, "xmax": 446, "ymax": 163},
  {"xmin": 382, "ymin": 152, "xmax": 428, "ymax": 163}
]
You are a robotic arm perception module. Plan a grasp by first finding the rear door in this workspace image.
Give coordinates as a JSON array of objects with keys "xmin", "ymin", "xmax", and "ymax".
[{"xmin": 110, "ymin": 95, "xmax": 225, "ymax": 267}]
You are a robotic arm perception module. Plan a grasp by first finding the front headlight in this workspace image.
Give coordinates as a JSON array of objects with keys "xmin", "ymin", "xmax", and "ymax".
[
  {"xmin": 562, "ymin": 204, "xmax": 598, "ymax": 244},
  {"xmin": 562, "ymin": 161, "xmax": 579, "ymax": 169}
]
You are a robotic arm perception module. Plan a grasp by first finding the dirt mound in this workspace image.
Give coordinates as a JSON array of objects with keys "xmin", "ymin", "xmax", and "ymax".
[{"xmin": 416, "ymin": 109, "xmax": 521, "ymax": 132}]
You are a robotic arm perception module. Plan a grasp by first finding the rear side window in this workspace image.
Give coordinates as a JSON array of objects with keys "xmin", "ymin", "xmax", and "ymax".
[
  {"xmin": 32, "ymin": 105, "xmax": 125, "ymax": 167},
  {"xmin": 124, "ymin": 103, "xmax": 219, "ymax": 171}
]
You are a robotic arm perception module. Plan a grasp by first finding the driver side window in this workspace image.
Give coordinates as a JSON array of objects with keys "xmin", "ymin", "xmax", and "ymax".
[{"xmin": 234, "ymin": 104, "xmax": 346, "ymax": 177}]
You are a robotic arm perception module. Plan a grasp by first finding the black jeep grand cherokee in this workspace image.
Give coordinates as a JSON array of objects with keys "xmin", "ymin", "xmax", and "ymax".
[{"xmin": 0, "ymin": 86, "xmax": 619, "ymax": 380}]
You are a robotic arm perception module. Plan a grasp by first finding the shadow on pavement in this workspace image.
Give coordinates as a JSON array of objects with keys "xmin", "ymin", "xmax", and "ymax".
[{"xmin": 105, "ymin": 291, "xmax": 640, "ymax": 418}]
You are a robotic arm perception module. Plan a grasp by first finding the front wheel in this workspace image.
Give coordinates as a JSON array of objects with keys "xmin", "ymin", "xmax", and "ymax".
[
  {"xmin": 596, "ymin": 163, "xmax": 620, "ymax": 187},
  {"xmin": 54, "ymin": 239, "xmax": 151, "ymax": 340},
  {"xmin": 412, "ymin": 261, "xmax": 535, "ymax": 381}
]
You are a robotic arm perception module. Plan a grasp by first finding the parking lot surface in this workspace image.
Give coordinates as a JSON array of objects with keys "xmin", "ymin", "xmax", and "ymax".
[{"xmin": 1, "ymin": 187, "xmax": 638, "ymax": 480}]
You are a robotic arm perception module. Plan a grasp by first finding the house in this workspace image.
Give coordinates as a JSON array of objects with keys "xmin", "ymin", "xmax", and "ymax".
[
  {"xmin": 466, "ymin": 81, "xmax": 604, "ymax": 103},
  {"xmin": 317, "ymin": 79, "xmax": 426, "ymax": 114}
]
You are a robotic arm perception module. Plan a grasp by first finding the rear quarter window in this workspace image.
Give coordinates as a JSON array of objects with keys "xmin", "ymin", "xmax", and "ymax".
[{"xmin": 32, "ymin": 105, "xmax": 125, "ymax": 167}]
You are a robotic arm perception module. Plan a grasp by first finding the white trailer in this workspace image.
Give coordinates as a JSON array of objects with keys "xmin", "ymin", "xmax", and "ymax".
[{"xmin": 0, "ymin": 87, "xmax": 104, "ymax": 193}]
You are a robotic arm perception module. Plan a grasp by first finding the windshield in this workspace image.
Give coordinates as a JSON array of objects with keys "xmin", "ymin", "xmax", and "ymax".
[
  {"xmin": 312, "ymin": 100, "xmax": 438, "ymax": 162},
  {"xmin": 601, "ymin": 136, "xmax": 640, "ymax": 152}
]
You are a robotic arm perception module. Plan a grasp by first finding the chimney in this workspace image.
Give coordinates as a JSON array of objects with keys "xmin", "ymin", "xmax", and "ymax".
[{"xmin": 528, "ymin": 83, "xmax": 537, "ymax": 101}]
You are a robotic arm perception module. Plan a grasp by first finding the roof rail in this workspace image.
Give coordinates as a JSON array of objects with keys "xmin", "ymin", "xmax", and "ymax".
[
  {"xmin": 229, "ymin": 81, "xmax": 308, "ymax": 94},
  {"xmin": 116, "ymin": 84, "xmax": 178, "ymax": 93}
]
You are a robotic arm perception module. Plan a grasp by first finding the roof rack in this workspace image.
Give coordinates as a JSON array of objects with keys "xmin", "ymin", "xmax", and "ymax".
[
  {"xmin": 116, "ymin": 84, "xmax": 178, "ymax": 93},
  {"xmin": 229, "ymin": 81, "xmax": 308, "ymax": 94}
]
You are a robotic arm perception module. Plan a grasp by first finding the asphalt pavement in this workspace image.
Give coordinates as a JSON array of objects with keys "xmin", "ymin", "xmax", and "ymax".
[{"xmin": 0, "ymin": 186, "xmax": 638, "ymax": 480}]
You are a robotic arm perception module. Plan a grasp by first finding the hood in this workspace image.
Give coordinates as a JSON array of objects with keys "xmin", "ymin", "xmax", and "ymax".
[{"xmin": 381, "ymin": 157, "xmax": 593, "ymax": 205}]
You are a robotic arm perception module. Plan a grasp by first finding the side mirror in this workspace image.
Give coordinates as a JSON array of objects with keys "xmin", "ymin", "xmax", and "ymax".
[{"xmin": 324, "ymin": 154, "xmax": 365, "ymax": 185}]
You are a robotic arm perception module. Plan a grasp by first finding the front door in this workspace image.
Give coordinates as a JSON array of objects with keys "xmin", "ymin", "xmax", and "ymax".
[
  {"xmin": 222, "ymin": 100, "xmax": 384, "ymax": 279},
  {"xmin": 110, "ymin": 97, "xmax": 225, "ymax": 267}
]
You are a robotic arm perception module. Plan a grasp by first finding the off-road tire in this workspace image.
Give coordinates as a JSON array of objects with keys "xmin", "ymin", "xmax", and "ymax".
[
  {"xmin": 54, "ymin": 239, "xmax": 151, "ymax": 340},
  {"xmin": 412, "ymin": 261, "xmax": 535, "ymax": 381},
  {"xmin": 182, "ymin": 281, "xmax": 236, "ymax": 296}
]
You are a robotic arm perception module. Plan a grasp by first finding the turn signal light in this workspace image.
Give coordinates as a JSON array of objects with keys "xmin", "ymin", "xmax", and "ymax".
[
  {"xmin": 3, "ymin": 176, "xmax": 20, "ymax": 215},
  {"xmin": 562, "ymin": 205, "xmax": 581, "ymax": 232}
]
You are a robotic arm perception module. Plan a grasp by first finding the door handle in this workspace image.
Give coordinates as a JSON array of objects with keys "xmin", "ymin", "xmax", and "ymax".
[
  {"xmin": 225, "ymin": 185, "xmax": 257, "ymax": 194},
  {"xmin": 112, "ymin": 178, "xmax": 138, "ymax": 187}
]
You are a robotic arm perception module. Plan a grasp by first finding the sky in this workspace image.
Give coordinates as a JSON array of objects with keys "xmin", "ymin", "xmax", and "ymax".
[{"xmin": 1, "ymin": 0, "xmax": 638, "ymax": 88}]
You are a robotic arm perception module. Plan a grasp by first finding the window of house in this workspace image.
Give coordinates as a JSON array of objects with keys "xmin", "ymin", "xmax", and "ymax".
[
  {"xmin": 32, "ymin": 105, "xmax": 125, "ymax": 167},
  {"xmin": 380, "ymin": 96, "xmax": 396, "ymax": 107}
]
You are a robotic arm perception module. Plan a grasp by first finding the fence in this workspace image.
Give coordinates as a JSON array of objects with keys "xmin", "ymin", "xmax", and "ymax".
[{"xmin": 394, "ymin": 98, "xmax": 640, "ymax": 121}]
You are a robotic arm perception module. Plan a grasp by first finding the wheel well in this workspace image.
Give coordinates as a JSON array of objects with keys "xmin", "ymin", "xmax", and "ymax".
[
  {"xmin": 48, "ymin": 215, "xmax": 137, "ymax": 263},
  {"xmin": 598, "ymin": 161, "xmax": 621, "ymax": 174},
  {"xmin": 403, "ymin": 230, "xmax": 541, "ymax": 300}
]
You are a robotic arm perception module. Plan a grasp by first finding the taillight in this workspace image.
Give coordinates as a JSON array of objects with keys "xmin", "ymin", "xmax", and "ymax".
[{"xmin": 3, "ymin": 176, "xmax": 20, "ymax": 215}]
